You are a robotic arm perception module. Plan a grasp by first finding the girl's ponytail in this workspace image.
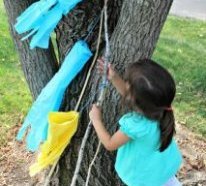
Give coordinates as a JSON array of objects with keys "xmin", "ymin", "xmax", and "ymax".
[
  {"xmin": 159, "ymin": 110, "xmax": 175, "ymax": 152},
  {"xmin": 124, "ymin": 59, "xmax": 177, "ymax": 152}
]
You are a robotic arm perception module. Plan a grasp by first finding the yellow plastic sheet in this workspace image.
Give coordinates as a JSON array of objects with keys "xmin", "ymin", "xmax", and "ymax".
[{"xmin": 29, "ymin": 111, "xmax": 79, "ymax": 176}]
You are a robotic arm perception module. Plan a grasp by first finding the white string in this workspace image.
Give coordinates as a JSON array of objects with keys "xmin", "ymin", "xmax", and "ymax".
[
  {"xmin": 85, "ymin": 141, "xmax": 101, "ymax": 186},
  {"xmin": 97, "ymin": 3, "xmax": 110, "ymax": 106},
  {"xmin": 70, "ymin": 120, "xmax": 93, "ymax": 186},
  {"xmin": 74, "ymin": 11, "xmax": 104, "ymax": 112},
  {"xmin": 85, "ymin": 2, "xmax": 111, "ymax": 185},
  {"xmin": 44, "ymin": 11, "xmax": 104, "ymax": 186},
  {"xmin": 70, "ymin": 10, "xmax": 104, "ymax": 186},
  {"xmin": 71, "ymin": 2, "xmax": 111, "ymax": 185}
]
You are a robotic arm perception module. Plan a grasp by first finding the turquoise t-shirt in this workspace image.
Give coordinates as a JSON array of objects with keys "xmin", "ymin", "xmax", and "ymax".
[{"xmin": 115, "ymin": 112, "xmax": 182, "ymax": 186}]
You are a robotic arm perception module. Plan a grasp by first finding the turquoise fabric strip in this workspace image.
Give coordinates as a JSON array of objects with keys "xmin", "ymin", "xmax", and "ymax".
[
  {"xmin": 14, "ymin": 0, "xmax": 82, "ymax": 49},
  {"xmin": 16, "ymin": 40, "xmax": 92, "ymax": 152}
]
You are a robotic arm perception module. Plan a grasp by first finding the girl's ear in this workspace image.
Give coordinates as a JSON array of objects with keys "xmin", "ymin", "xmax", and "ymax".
[
  {"xmin": 125, "ymin": 82, "xmax": 130, "ymax": 91},
  {"xmin": 126, "ymin": 92, "xmax": 135, "ymax": 104},
  {"xmin": 125, "ymin": 83, "xmax": 131, "ymax": 99}
]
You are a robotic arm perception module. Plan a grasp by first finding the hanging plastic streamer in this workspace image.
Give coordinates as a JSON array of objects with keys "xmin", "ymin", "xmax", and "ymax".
[
  {"xmin": 16, "ymin": 40, "xmax": 92, "ymax": 152},
  {"xmin": 28, "ymin": 13, "xmax": 104, "ymax": 182},
  {"xmin": 29, "ymin": 111, "xmax": 79, "ymax": 176},
  {"xmin": 15, "ymin": 0, "xmax": 82, "ymax": 49}
]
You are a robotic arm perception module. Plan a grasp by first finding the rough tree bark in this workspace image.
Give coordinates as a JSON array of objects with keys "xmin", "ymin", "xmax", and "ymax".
[
  {"xmin": 3, "ymin": 0, "xmax": 58, "ymax": 100},
  {"xmin": 4, "ymin": 0, "xmax": 173, "ymax": 185},
  {"xmin": 55, "ymin": 0, "xmax": 173, "ymax": 186}
]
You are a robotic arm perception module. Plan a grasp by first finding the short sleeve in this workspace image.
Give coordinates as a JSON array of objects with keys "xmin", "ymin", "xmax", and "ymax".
[{"xmin": 118, "ymin": 112, "xmax": 150, "ymax": 139}]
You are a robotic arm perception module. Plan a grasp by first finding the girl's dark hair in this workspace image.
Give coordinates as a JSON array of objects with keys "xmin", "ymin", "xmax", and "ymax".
[{"xmin": 124, "ymin": 59, "xmax": 176, "ymax": 152}]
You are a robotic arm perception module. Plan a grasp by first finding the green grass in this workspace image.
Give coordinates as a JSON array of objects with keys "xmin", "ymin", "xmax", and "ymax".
[
  {"xmin": 0, "ymin": 2, "xmax": 32, "ymax": 146},
  {"xmin": 153, "ymin": 16, "xmax": 206, "ymax": 137},
  {"xmin": 0, "ymin": 0, "xmax": 206, "ymax": 147}
]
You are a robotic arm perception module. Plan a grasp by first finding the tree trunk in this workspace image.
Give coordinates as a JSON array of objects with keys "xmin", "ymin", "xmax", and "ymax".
[
  {"xmin": 3, "ymin": 0, "xmax": 58, "ymax": 100},
  {"xmin": 4, "ymin": 0, "xmax": 173, "ymax": 185},
  {"xmin": 55, "ymin": 0, "xmax": 173, "ymax": 186}
]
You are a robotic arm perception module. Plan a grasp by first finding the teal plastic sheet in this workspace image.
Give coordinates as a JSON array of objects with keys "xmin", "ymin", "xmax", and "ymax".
[
  {"xmin": 16, "ymin": 40, "xmax": 92, "ymax": 151},
  {"xmin": 15, "ymin": 0, "xmax": 82, "ymax": 49}
]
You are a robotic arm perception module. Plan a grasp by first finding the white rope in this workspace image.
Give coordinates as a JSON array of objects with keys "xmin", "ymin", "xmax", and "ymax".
[
  {"xmin": 70, "ymin": 10, "xmax": 104, "ymax": 186},
  {"xmin": 71, "ymin": 1, "xmax": 111, "ymax": 185},
  {"xmin": 44, "ymin": 2, "xmax": 110, "ymax": 186},
  {"xmin": 70, "ymin": 121, "xmax": 92, "ymax": 186},
  {"xmin": 97, "ymin": 3, "xmax": 110, "ymax": 106},
  {"xmin": 74, "ymin": 11, "xmax": 104, "ymax": 112},
  {"xmin": 44, "ymin": 10, "xmax": 104, "ymax": 186},
  {"xmin": 43, "ymin": 159, "xmax": 58, "ymax": 186},
  {"xmin": 85, "ymin": 141, "xmax": 101, "ymax": 186},
  {"xmin": 85, "ymin": 2, "xmax": 110, "ymax": 185}
]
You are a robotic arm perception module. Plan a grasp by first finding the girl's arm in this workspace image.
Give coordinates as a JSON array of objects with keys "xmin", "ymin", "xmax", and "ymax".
[
  {"xmin": 89, "ymin": 104, "xmax": 130, "ymax": 151},
  {"xmin": 98, "ymin": 59, "xmax": 127, "ymax": 96}
]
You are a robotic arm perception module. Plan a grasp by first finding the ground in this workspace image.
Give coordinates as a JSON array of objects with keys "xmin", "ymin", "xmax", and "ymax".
[
  {"xmin": 0, "ymin": 123, "xmax": 205, "ymax": 186},
  {"xmin": 176, "ymin": 124, "xmax": 206, "ymax": 185}
]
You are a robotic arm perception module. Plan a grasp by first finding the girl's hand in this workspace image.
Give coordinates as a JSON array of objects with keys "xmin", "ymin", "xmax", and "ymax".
[
  {"xmin": 97, "ymin": 58, "xmax": 116, "ymax": 81},
  {"xmin": 89, "ymin": 104, "xmax": 102, "ymax": 123}
]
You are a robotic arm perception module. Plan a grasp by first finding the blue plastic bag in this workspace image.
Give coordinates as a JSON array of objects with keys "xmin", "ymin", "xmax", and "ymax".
[
  {"xmin": 15, "ymin": 0, "xmax": 82, "ymax": 49},
  {"xmin": 15, "ymin": 0, "xmax": 57, "ymax": 34},
  {"xmin": 16, "ymin": 40, "xmax": 92, "ymax": 151}
]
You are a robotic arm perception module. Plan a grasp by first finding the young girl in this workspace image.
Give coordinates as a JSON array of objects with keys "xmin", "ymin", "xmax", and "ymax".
[{"xmin": 89, "ymin": 58, "xmax": 182, "ymax": 186}]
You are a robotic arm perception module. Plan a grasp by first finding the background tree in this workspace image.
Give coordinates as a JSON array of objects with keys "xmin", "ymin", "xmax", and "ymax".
[
  {"xmin": 4, "ymin": 0, "xmax": 173, "ymax": 185},
  {"xmin": 3, "ymin": 0, "xmax": 58, "ymax": 99}
]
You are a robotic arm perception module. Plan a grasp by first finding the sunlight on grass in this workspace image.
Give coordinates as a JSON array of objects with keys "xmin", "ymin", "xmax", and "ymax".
[
  {"xmin": 0, "ymin": 1, "xmax": 32, "ymax": 146},
  {"xmin": 153, "ymin": 16, "xmax": 206, "ymax": 137}
]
